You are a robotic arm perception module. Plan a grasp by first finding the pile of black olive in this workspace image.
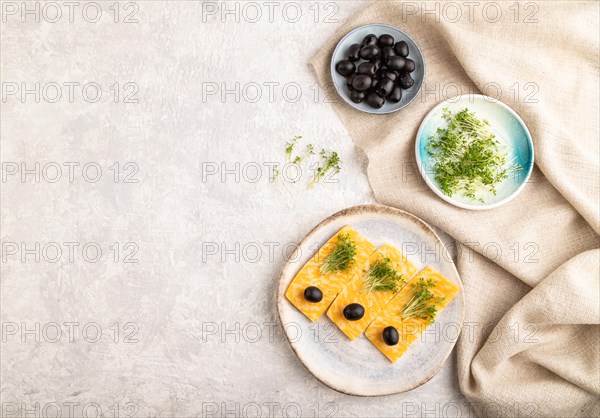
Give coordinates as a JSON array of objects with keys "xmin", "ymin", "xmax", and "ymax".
[{"xmin": 335, "ymin": 33, "xmax": 416, "ymax": 109}]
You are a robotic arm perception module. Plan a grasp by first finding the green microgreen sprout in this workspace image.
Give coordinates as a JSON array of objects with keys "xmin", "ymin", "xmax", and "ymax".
[
  {"xmin": 279, "ymin": 136, "xmax": 341, "ymax": 190},
  {"xmin": 399, "ymin": 278, "xmax": 445, "ymax": 324},
  {"xmin": 291, "ymin": 144, "xmax": 315, "ymax": 166},
  {"xmin": 362, "ymin": 257, "xmax": 404, "ymax": 294},
  {"xmin": 308, "ymin": 148, "xmax": 341, "ymax": 189},
  {"xmin": 320, "ymin": 233, "xmax": 357, "ymax": 275},
  {"xmin": 426, "ymin": 108, "xmax": 522, "ymax": 202},
  {"xmin": 285, "ymin": 135, "xmax": 302, "ymax": 162},
  {"xmin": 272, "ymin": 166, "xmax": 280, "ymax": 181}
]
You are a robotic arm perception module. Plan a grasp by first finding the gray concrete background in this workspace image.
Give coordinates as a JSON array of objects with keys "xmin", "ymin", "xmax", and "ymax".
[{"xmin": 1, "ymin": 1, "xmax": 471, "ymax": 416}]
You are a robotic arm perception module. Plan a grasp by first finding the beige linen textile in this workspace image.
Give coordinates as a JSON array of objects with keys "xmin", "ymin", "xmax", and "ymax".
[{"xmin": 309, "ymin": 1, "xmax": 600, "ymax": 416}]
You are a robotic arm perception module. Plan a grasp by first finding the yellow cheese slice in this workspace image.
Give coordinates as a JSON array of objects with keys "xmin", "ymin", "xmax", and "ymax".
[
  {"xmin": 365, "ymin": 266, "xmax": 460, "ymax": 363},
  {"xmin": 326, "ymin": 244, "xmax": 417, "ymax": 340},
  {"xmin": 285, "ymin": 226, "xmax": 375, "ymax": 322}
]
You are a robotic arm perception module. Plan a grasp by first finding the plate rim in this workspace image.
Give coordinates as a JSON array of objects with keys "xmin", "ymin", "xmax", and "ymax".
[
  {"xmin": 329, "ymin": 23, "xmax": 426, "ymax": 115},
  {"xmin": 276, "ymin": 204, "xmax": 465, "ymax": 396},
  {"xmin": 415, "ymin": 94, "xmax": 535, "ymax": 210}
]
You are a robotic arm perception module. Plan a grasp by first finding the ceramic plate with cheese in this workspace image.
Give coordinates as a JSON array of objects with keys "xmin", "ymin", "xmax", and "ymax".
[{"xmin": 276, "ymin": 205, "xmax": 464, "ymax": 396}]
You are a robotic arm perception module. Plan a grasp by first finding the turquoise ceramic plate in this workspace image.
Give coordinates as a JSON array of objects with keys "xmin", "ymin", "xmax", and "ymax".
[
  {"xmin": 330, "ymin": 24, "xmax": 425, "ymax": 115},
  {"xmin": 415, "ymin": 95, "xmax": 534, "ymax": 210}
]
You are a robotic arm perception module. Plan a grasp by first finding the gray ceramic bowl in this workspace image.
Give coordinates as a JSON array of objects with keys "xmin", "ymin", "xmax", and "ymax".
[{"xmin": 330, "ymin": 24, "xmax": 425, "ymax": 115}]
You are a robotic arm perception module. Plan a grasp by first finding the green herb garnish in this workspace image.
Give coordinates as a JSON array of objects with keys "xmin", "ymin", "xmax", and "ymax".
[
  {"xmin": 292, "ymin": 144, "xmax": 315, "ymax": 165},
  {"xmin": 399, "ymin": 278, "xmax": 444, "ymax": 324},
  {"xmin": 320, "ymin": 233, "xmax": 357, "ymax": 275},
  {"xmin": 308, "ymin": 148, "xmax": 341, "ymax": 189},
  {"xmin": 285, "ymin": 135, "xmax": 302, "ymax": 162},
  {"xmin": 304, "ymin": 144, "xmax": 315, "ymax": 159},
  {"xmin": 280, "ymin": 136, "xmax": 341, "ymax": 190},
  {"xmin": 272, "ymin": 166, "xmax": 280, "ymax": 181},
  {"xmin": 362, "ymin": 257, "xmax": 404, "ymax": 294},
  {"xmin": 426, "ymin": 108, "xmax": 521, "ymax": 202}
]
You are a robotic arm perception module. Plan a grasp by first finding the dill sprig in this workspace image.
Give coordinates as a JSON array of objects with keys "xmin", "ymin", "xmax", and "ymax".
[
  {"xmin": 399, "ymin": 278, "xmax": 444, "ymax": 324},
  {"xmin": 426, "ymin": 108, "xmax": 521, "ymax": 202},
  {"xmin": 308, "ymin": 148, "xmax": 341, "ymax": 189},
  {"xmin": 320, "ymin": 233, "xmax": 357, "ymax": 275},
  {"xmin": 362, "ymin": 257, "xmax": 404, "ymax": 294}
]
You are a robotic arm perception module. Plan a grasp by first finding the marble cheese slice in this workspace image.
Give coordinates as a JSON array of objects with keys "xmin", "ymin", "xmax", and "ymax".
[
  {"xmin": 365, "ymin": 266, "xmax": 460, "ymax": 363},
  {"xmin": 326, "ymin": 244, "xmax": 417, "ymax": 341},
  {"xmin": 285, "ymin": 226, "xmax": 375, "ymax": 322}
]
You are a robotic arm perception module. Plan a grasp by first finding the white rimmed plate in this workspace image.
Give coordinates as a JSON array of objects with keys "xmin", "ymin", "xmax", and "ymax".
[{"xmin": 276, "ymin": 205, "xmax": 464, "ymax": 396}]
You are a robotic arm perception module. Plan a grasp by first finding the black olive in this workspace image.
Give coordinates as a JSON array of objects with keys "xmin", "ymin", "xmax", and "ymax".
[
  {"xmin": 347, "ymin": 43, "xmax": 361, "ymax": 62},
  {"xmin": 352, "ymin": 74, "xmax": 372, "ymax": 91},
  {"xmin": 394, "ymin": 40, "xmax": 409, "ymax": 57},
  {"xmin": 386, "ymin": 56, "xmax": 406, "ymax": 71},
  {"xmin": 357, "ymin": 62, "xmax": 377, "ymax": 77},
  {"xmin": 370, "ymin": 77, "xmax": 380, "ymax": 90},
  {"xmin": 371, "ymin": 59, "xmax": 383, "ymax": 72},
  {"xmin": 362, "ymin": 33, "xmax": 378, "ymax": 47},
  {"xmin": 381, "ymin": 69, "xmax": 398, "ymax": 81},
  {"xmin": 335, "ymin": 59, "xmax": 355, "ymax": 77},
  {"xmin": 346, "ymin": 73, "xmax": 357, "ymax": 90},
  {"xmin": 381, "ymin": 46, "xmax": 396, "ymax": 61},
  {"xmin": 399, "ymin": 73, "xmax": 415, "ymax": 89},
  {"xmin": 378, "ymin": 34, "xmax": 394, "ymax": 48},
  {"xmin": 377, "ymin": 77, "xmax": 394, "ymax": 96},
  {"xmin": 382, "ymin": 326, "xmax": 399, "ymax": 346},
  {"xmin": 404, "ymin": 59, "xmax": 416, "ymax": 73},
  {"xmin": 304, "ymin": 286, "xmax": 323, "ymax": 303},
  {"xmin": 360, "ymin": 45, "xmax": 380, "ymax": 61},
  {"xmin": 366, "ymin": 92, "xmax": 385, "ymax": 109},
  {"xmin": 350, "ymin": 90, "xmax": 365, "ymax": 103},
  {"xmin": 387, "ymin": 86, "xmax": 402, "ymax": 103},
  {"xmin": 343, "ymin": 303, "xmax": 365, "ymax": 321}
]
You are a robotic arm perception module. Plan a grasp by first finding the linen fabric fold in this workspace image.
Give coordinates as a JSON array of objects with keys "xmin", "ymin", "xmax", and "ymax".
[{"xmin": 309, "ymin": 2, "xmax": 600, "ymax": 416}]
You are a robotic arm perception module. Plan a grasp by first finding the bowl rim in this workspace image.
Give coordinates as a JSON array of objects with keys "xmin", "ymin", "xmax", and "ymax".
[
  {"xmin": 414, "ymin": 94, "xmax": 535, "ymax": 210},
  {"xmin": 330, "ymin": 23, "xmax": 426, "ymax": 115}
]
